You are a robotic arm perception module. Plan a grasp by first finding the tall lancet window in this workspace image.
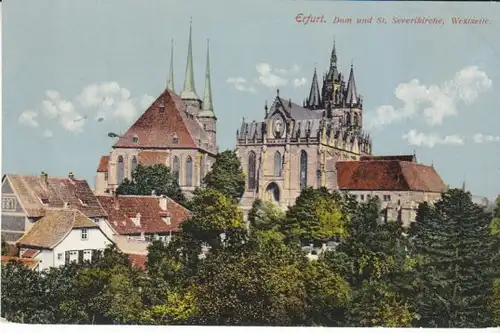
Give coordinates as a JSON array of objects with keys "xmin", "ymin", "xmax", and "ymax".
[
  {"xmin": 185, "ymin": 156, "xmax": 193, "ymax": 186},
  {"xmin": 200, "ymin": 156, "xmax": 205, "ymax": 186},
  {"xmin": 248, "ymin": 151, "xmax": 257, "ymax": 190},
  {"xmin": 300, "ymin": 150, "xmax": 308, "ymax": 190},
  {"xmin": 117, "ymin": 156, "xmax": 125, "ymax": 185},
  {"xmin": 274, "ymin": 151, "xmax": 282, "ymax": 177},
  {"xmin": 130, "ymin": 156, "xmax": 138, "ymax": 179},
  {"xmin": 354, "ymin": 113, "xmax": 359, "ymax": 127},
  {"xmin": 172, "ymin": 156, "xmax": 180, "ymax": 184}
]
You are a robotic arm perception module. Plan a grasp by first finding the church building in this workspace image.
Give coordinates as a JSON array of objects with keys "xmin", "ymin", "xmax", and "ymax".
[
  {"xmin": 236, "ymin": 42, "xmax": 372, "ymax": 212},
  {"xmin": 95, "ymin": 21, "xmax": 217, "ymax": 196}
]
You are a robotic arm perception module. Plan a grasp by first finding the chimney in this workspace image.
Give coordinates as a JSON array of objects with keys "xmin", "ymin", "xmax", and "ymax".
[
  {"xmin": 40, "ymin": 171, "xmax": 48, "ymax": 186},
  {"xmin": 68, "ymin": 172, "xmax": 74, "ymax": 180},
  {"xmin": 132, "ymin": 213, "xmax": 141, "ymax": 227},
  {"xmin": 151, "ymin": 190, "xmax": 156, "ymax": 196},
  {"xmin": 159, "ymin": 195, "xmax": 168, "ymax": 211},
  {"xmin": 113, "ymin": 194, "xmax": 120, "ymax": 210}
]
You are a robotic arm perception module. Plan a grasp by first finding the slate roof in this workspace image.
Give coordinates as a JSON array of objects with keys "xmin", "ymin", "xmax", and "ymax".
[
  {"xmin": 97, "ymin": 195, "xmax": 191, "ymax": 235},
  {"xmin": 97, "ymin": 156, "xmax": 109, "ymax": 172},
  {"xmin": 138, "ymin": 151, "xmax": 168, "ymax": 166},
  {"xmin": 1, "ymin": 256, "xmax": 40, "ymax": 270},
  {"xmin": 336, "ymin": 160, "xmax": 446, "ymax": 192},
  {"xmin": 113, "ymin": 89, "xmax": 209, "ymax": 150},
  {"xmin": 17, "ymin": 209, "xmax": 99, "ymax": 249}
]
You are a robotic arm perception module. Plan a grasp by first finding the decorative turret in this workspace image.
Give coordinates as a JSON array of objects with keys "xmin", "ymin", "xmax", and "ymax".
[
  {"xmin": 180, "ymin": 18, "xmax": 200, "ymax": 102},
  {"xmin": 306, "ymin": 68, "xmax": 321, "ymax": 109},
  {"xmin": 167, "ymin": 39, "xmax": 175, "ymax": 91},
  {"xmin": 345, "ymin": 64, "xmax": 358, "ymax": 106}
]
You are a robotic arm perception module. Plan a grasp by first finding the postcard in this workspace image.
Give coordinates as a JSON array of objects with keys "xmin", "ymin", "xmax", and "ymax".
[{"xmin": 1, "ymin": 0, "xmax": 499, "ymax": 328}]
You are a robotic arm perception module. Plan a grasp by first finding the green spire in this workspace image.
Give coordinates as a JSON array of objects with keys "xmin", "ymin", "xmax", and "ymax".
[
  {"xmin": 180, "ymin": 18, "xmax": 199, "ymax": 100},
  {"xmin": 167, "ymin": 38, "xmax": 175, "ymax": 91},
  {"xmin": 200, "ymin": 39, "xmax": 215, "ymax": 118}
]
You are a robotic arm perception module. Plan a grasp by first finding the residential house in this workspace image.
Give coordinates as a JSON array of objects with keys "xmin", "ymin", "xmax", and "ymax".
[
  {"xmin": 96, "ymin": 194, "xmax": 191, "ymax": 243},
  {"xmin": 16, "ymin": 209, "xmax": 114, "ymax": 271},
  {"xmin": 336, "ymin": 155, "xmax": 447, "ymax": 227},
  {"xmin": 1, "ymin": 172, "xmax": 108, "ymax": 243}
]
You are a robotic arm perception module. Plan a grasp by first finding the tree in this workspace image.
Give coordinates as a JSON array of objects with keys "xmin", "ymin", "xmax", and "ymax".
[
  {"xmin": 1, "ymin": 237, "xmax": 8, "ymax": 256},
  {"xmin": 284, "ymin": 187, "xmax": 349, "ymax": 245},
  {"xmin": 412, "ymin": 189, "xmax": 494, "ymax": 327},
  {"xmin": 116, "ymin": 164, "xmax": 186, "ymax": 204},
  {"xmin": 203, "ymin": 150, "xmax": 245, "ymax": 203}
]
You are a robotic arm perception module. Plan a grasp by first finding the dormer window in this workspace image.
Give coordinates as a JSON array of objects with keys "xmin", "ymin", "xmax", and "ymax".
[
  {"xmin": 173, "ymin": 134, "xmax": 179, "ymax": 144},
  {"xmin": 159, "ymin": 101, "xmax": 165, "ymax": 113},
  {"xmin": 38, "ymin": 197, "xmax": 49, "ymax": 205},
  {"xmin": 132, "ymin": 135, "xmax": 139, "ymax": 144}
]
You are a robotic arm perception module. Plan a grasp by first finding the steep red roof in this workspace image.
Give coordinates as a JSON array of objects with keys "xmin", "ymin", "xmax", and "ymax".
[
  {"xmin": 128, "ymin": 254, "xmax": 147, "ymax": 270},
  {"xmin": 96, "ymin": 195, "xmax": 191, "ymax": 235},
  {"xmin": 21, "ymin": 249, "xmax": 40, "ymax": 258},
  {"xmin": 97, "ymin": 156, "xmax": 109, "ymax": 172},
  {"xmin": 5, "ymin": 174, "xmax": 107, "ymax": 218},
  {"xmin": 360, "ymin": 155, "xmax": 416, "ymax": 162},
  {"xmin": 113, "ymin": 90, "xmax": 207, "ymax": 149},
  {"xmin": 138, "ymin": 151, "xmax": 168, "ymax": 166},
  {"xmin": 336, "ymin": 160, "xmax": 446, "ymax": 192}
]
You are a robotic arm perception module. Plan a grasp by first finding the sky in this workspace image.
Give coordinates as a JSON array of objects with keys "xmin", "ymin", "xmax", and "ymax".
[{"xmin": 2, "ymin": 0, "xmax": 500, "ymax": 200}]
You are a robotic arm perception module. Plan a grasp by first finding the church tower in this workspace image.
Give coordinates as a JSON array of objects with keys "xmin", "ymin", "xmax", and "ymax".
[
  {"xmin": 198, "ymin": 39, "xmax": 217, "ymax": 150},
  {"xmin": 180, "ymin": 18, "xmax": 202, "ymax": 115}
]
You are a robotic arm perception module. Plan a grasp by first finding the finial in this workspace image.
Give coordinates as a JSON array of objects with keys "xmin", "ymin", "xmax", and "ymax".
[
  {"xmin": 264, "ymin": 100, "xmax": 268, "ymax": 111},
  {"xmin": 277, "ymin": 89, "xmax": 280, "ymax": 97},
  {"xmin": 288, "ymin": 98, "xmax": 292, "ymax": 108}
]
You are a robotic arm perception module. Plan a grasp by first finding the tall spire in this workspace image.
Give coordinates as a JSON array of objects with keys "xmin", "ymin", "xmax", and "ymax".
[
  {"xmin": 330, "ymin": 38, "xmax": 337, "ymax": 66},
  {"xmin": 200, "ymin": 39, "xmax": 215, "ymax": 117},
  {"xmin": 346, "ymin": 64, "xmax": 358, "ymax": 105},
  {"xmin": 327, "ymin": 38, "xmax": 339, "ymax": 80},
  {"xmin": 180, "ymin": 18, "xmax": 199, "ymax": 100},
  {"xmin": 167, "ymin": 38, "xmax": 175, "ymax": 91},
  {"xmin": 306, "ymin": 68, "xmax": 321, "ymax": 109}
]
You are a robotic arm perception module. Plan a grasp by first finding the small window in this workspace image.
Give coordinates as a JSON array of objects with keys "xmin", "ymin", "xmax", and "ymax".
[
  {"xmin": 57, "ymin": 253, "xmax": 63, "ymax": 260},
  {"xmin": 360, "ymin": 194, "xmax": 365, "ymax": 201},
  {"xmin": 173, "ymin": 135, "xmax": 179, "ymax": 144},
  {"xmin": 83, "ymin": 250, "xmax": 92, "ymax": 262},
  {"xmin": 70, "ymin": 251, "xmax": 78, "ymax": 263},
  {"xmin": 132, "ymin": 136, "xmax": 139, "ymax": 143},
  {"xmin": 104, "ymin": 172, "xmax": 108, "ymax": 181},
  {"xmin": 81, "ymin": 228, "xmax": 88, "ymax": 240},
  {"xmin": 383, "ymin": 195, "xmax": 391, "ymax": 201}
]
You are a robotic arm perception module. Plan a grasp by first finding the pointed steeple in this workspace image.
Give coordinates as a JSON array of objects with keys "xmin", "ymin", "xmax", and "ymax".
[
  {"xmin": 346, "ymin": 64, "xmax": 358, "ymax": 105},
  {"xmin": 330, "ymin": 39, "xmax": 337, "ymax": 66},
  {"xmin": 180, "ymin": 18, "xmax": 200, "ymax": 101},
  {"xmin": 167, "ymin": 39, "xmax": 175, "ymax": 91},
  {"xmin": 199, "ymin": 39, "xmax": 215, "ymax": 118},
  {"xmin": 306, "ymin": 68, "xmax": 321, "ymax": 109}
]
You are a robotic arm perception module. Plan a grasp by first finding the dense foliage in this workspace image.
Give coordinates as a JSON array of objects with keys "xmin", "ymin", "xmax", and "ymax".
[{"xmin": 2, "ymin": 188, "xmax": 499, "ymax": 327}]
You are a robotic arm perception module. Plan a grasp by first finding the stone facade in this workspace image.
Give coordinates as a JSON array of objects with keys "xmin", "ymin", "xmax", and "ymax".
[
  {"xmin": 95, "ymin": 22, "xmax": 217, "ymax": 197},
  {"xmin": 236, "ymin": 42, "xmax": 372, "ymax": 214}
]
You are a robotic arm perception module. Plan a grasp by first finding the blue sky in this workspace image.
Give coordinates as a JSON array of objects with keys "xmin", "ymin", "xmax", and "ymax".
[{"xmin": 2, "ymin": 0, "xmax": 500, "ymax": 200}]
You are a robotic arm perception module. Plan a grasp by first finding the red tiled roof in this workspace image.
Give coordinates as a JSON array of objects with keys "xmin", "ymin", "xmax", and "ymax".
[
  {"xmin": 113, "ymin": 90, "xmax": 207, "ymax": 149},
  {"xmin": 1, "ymin": 256, "xmax": 40, "ymax": 270},
  {"xmin": 97, "ymin": 156, "xmax": 109, "ymax": 172},
  {"xmin": 336, "ymin": 160, "xmax": 446, "ymax": 192},
  {"xmin": 138, "ymin": 151, "xmax": 168, "ymax": 166},
  {"xmin": 360, "ymin": 155, "xmax": 416, "ymax": 162},
  {"xmin": 21, "ymin": 249, "xmax": 40, "ymax": 258},
  {"xmin": 97, "ymin": 195, "xmax": 191, "ymax": 235},
  {"xmin": 5, "ymin": 174, "xmax": 107, "ymax": 218},
  {"xmin": 128, "ymin": 254, "xmax": 147, "ymax": 270}
]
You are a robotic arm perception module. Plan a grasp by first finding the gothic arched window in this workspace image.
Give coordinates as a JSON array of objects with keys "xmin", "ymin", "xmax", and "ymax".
[
  {"xmin": 130, "ymin": 156, "xmax": 138, "ymax": 178},
  {"xmin": 274, "ymin": 151, "xmax": 282, "ymax": 177},
  {"xmin": 354, "ymin": 113, "xmax": 359, "ymax": 126},
  {"xmin": 199, "ymin": 155, "xmax": 205, "ymax": 186},
  {"xmin": 300, "ymin": 150, "xmax": 308, "ymax": 190},
  {"xmin": 248, "ymin": 151, "xmax": 256, "ymax": 190},
  {"xmin": 185, "ymin": 156, "xmax": 193, "ymax": 186},
  {"xmin": 117, "ymin": 156, "xmax": 124, "ymax": 185},
  {"xmin": 172, "ymin": 156, "xmax": 180, "ymax": 183}
]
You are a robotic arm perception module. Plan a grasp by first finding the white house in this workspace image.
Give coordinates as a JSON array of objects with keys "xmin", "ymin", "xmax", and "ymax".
[{"xmin": 16, "ymin": 209, "xmax": 114, "ymax": 271}]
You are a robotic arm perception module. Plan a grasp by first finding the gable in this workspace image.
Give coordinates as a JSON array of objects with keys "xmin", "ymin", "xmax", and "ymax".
[
  {"xmin": 2, "ymin": 178, "xmax": 14, "ymax": 194},
  {"xmin": 1, "ymin": 178, "xmax": 24, "ymax": 214}
]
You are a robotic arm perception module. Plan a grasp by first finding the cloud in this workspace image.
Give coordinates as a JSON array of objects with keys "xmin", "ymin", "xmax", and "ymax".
[
  {"xmin": 255, "ymin": 63, "xmax": 288, "ymax": 88},
  {"xmin": 293, "ymin": 77, "xmax": 307, "ymax": 88},
  {"xmin": 367, "ymin": 66, "xmax": 492, "ymax": 128},
  {"xmin": 472, "ymin": 133, "xmax": 500, "ymax": 143},
  {"xmin": 18, "ymin": 110, "xmax": 39, "ymax": 128},
  {"xmin": 226, "ymin": 77, "xmax": 256, "ymax": 93},
  {"xmin": 402, "ymin": 129, "xmax": 464, "ymax": 148},
  {"xmin": 42, "ymin": 129, "xmax": 53, "ymax": 138},
  {"xmin": 19, "ymin": 82, "xmax": 153, "ymax": 133}
]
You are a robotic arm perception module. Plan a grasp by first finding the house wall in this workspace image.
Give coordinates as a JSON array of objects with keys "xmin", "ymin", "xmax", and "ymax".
[
  {"xmin": 1, "ymin": 178, "xmax": 29, "ymax": 242},
  {"xmin": 92, "ymin": 217, "xmax": 116, "ymax": 240},
  {"xmin": 26, "ymin": 227, "xmax": 113, "ymax": 270}
]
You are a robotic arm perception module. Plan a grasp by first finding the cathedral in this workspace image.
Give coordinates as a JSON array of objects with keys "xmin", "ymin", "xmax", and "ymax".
[
  {"xmin": 95, "ymin": 21, "xmax": 218, "ymax": 196},
  {"xmin": 235, "ymin": 42, "xmax": 373, "ymax": 213}
]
